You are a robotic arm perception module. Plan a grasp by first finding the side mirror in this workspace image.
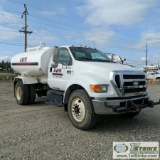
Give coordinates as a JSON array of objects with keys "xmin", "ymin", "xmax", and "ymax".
[
  {"xmin": 51, "ymin": 60, "xmax": 58, "ymax": 68},
  {"xmin": 51, "ymin": 47, "xmax": 58, "ymax": 68}
]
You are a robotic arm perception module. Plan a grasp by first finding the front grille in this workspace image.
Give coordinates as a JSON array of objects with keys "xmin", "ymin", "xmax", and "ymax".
[
  {"xmin": 123, "ymin": 75, "xmax": 145, "ymax": 79},
  {"xmin": 124, "ymin": 88, "xmax": 146, "ymax": 93},
  {"xmin": 124, "ymin": 81, "xmax": 146, "ymax": 86},
  {"xmin": 115, "ymin": 73, "xmax": 146, "ymax": 95}
]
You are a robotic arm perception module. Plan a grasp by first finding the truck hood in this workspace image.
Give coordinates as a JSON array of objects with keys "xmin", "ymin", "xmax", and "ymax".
[{"xmin": 74, "ymin": 61, "xmax": 143, "ymax": 74}]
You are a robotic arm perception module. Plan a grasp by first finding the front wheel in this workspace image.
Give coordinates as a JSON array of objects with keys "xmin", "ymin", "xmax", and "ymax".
[{"xmin": 68, "ymin": 89, "xmax": 97, "ymax": 130}]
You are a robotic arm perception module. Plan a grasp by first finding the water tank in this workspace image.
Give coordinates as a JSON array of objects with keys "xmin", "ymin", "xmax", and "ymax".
[{"xmin": 11, "ymin": 47, "xmax": 53, "ymax": 76}]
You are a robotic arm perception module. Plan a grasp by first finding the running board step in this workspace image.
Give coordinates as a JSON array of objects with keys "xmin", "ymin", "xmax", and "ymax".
[{"xmin": 46, "ymin": 90, "xmax": 64, "ymax": 107}]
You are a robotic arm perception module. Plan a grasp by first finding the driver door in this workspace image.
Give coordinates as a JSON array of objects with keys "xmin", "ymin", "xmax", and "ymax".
[{"xmin": 48, "ymin": 47, "xmax": 73, "ymax": 91}]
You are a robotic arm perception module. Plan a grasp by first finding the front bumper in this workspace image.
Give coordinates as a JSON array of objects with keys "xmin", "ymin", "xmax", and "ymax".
[{"xmin": 92, "ymin": 94, "xmax": 156, "ymax": 115}]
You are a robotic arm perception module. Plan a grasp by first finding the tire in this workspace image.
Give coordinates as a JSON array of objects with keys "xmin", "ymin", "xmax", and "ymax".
[
  {"xmin": 68, "ymin": 89, "xmax": 97, "ymax": 130},
  {"xmin": 121, "ymin": 110, "xmax": 141, "ymax": 118},
  {"xmin": 156, "ymin": 77, "xmax": 160, "ymax": 79},
  {"xmin": 15, "ymin": 81, "xmax": 30, "ymax": 105},
  {"xmin": 28, "ymin": 84, "xmax": 36, "ymax": 104}
]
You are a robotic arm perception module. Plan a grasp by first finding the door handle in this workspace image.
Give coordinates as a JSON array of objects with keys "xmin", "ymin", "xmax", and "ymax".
[
  {"xmin": 67, "ymin": 70, "xmax": 72, "ymax": 75},
  {"xmin": 50, "ymin": 67, "xmax": 52, "ymax": 72}
]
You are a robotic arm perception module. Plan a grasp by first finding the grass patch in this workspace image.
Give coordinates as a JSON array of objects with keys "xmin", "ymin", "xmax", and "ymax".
[
  {"xmin": 0, "ymin": 75, "xmax": 14, "ymax": 82},
  {"xmin": 147, "ymin": 80, "xmax": 160, "ymax": 84}
]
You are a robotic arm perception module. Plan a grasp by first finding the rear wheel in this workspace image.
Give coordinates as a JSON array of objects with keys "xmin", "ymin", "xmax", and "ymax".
[
  {"xmin": 68, "ymin": 89, "xmax": 97, "ymax": 130},
  {"xmin": 28, "ymin": 84, "xmax": 36, "ymax": 104},
  {"xmin": 15, "ymin": 81, "xmax": 30, "ymax": 105}
]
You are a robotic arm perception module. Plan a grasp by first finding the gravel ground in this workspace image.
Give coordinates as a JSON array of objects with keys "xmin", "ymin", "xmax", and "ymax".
[{"xmin": 0, "ymin": 82, "xmax": 160, "ymax": 160}]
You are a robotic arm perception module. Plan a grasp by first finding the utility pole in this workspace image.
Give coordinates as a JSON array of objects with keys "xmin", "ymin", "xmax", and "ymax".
[
  {"xmin": 145, "ymin": 43, "xmax": 148, "ymax": 66},
  {"xmin": 19, "ymin": 4, "xmax": 33, "ymax": 52}
]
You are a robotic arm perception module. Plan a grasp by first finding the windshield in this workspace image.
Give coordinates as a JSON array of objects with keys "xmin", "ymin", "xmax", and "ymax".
[{"xmin": 69, "ymin": 47, "xmax": 112, "ymax": 62}]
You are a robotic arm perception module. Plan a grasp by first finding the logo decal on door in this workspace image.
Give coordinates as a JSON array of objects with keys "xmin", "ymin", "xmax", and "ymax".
[{"xmin": 52, "ymin": 68, "xmax": 63, "ymax": 76}]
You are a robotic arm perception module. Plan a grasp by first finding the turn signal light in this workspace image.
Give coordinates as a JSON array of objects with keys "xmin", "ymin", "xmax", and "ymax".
[
  {"xmin": 90, "ymin": 85, "xmax": 107, "ymax": 93},
  {"xmin": 90, "ymin": 85, "xmax": 101, "ymax": 92}
]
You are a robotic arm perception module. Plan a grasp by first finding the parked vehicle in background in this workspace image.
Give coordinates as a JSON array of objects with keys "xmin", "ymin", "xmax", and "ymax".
[
  {"xmin": 147, "ymin": 71, "xmax": 160, "ymax": 79},
  {"xmin": 154, "ymin": 70, "xmax": 160, "ymax": 74}
]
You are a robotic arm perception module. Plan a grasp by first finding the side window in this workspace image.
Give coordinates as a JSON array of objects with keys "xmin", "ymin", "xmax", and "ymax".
[{"xmin": 58, "ymin": 48, "xmax": 72, "ymax": 65}]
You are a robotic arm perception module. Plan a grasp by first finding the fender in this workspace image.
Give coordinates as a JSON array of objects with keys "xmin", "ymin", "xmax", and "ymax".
[
  {"xmin": 64, "ymin": 72, "xmax": 115, "ymax": 100},
  {"xmin": 14, "ymin": 76, "xmax": 38, "ymax": 84}
]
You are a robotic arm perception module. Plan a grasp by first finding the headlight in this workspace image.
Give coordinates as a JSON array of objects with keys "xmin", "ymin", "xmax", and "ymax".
[{"xmin": 90, "ymin": 84, "xmax": 107, "ymax": 93}]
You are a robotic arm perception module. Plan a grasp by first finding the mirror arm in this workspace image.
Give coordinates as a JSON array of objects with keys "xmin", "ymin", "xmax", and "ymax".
[{"xmin": 62, "ymin": 62, "xmax": 67, "ymax": 66}]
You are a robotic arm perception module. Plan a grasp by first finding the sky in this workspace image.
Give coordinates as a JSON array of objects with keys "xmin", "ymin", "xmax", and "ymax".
[{"xmin": 0, "ymin": 0, "xmax": 160, "ymax": 68}]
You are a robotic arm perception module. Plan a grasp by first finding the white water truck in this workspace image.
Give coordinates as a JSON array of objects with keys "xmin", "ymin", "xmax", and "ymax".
[{"xmin": 11, "ymin": 43, "xmax": 160, "ymax": 130}]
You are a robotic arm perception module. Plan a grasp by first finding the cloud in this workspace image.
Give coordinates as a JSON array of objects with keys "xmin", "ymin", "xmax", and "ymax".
[
  {"xmin": 0, "ymin": 8, "xmax": 21, "ymax": 27},
  {"xmin": 64, "ymin": 27, "xmax": 116, "ymax": 47},
  {"xmin": 84, "ymin": 27, "xmax": 116, "ymax": 47},
  {"xmin": 141, "ymin": 56, "xmax": 148, "ymax": 62},
  {"xmin": 39, "ymin": 11, "xmax": 56, "ymax": 16},
  {"xmin": 39, "ymin": 8, "xmax": 66, "ymax": 17},
  {"xmin": 0, "ymin": 26, "xmax": 20, "ymax": 40},
  {"xmin": 0, "ymin": 8, "xmax": 22, "ymax": 40},
  {"xmin": 0, "ymin": 8, "xmax": 58, "ymax": 48},
  {"xmin": 146, "ymin": 54, "xmax": 160, "ymax": 65},
  {"xmin": 141, "ymin": 55, "xmax": 160, "ymax": 66},
  {"xmin": 77, "ymin": 0, "xmax": 157, "ymax": 26},
  {"xmin": 28, "ymin": 29, "xmax": 57, "ymax": 46},
  {"xmin": 134, "ymin": 32, "xmax": 160, "ymax": 49},
  {"xmin": 0, "ymin": 56, "xmax": 11, "ymax": 62}
]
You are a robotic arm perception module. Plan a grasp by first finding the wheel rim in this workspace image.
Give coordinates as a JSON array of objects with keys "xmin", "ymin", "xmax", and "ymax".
[
  {"xmin": 16, "ymin": 86, "xmax": 22, "ymax": 101},
  {"xmin": 71, "ymin": 98, "xmax": 86, "ymax": 122}
]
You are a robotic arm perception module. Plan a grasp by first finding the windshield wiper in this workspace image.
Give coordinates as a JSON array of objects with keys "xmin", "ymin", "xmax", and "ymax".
[
  {"xmin": 78, "ymin": 57, "xmax": 93, "ymax": 61},
  {"xmin": 92, "ymin": 58, "xmax": 111, "ymax": 62},
  {"xmin": 78, "ymin": 57, "xmax": 112, "ymax": 62}
]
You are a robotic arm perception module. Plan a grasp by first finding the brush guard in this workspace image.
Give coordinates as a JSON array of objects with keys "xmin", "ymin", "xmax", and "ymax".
[{"xmin": 113, "ymin": 99, "xmax": 160, "ymax": 113}]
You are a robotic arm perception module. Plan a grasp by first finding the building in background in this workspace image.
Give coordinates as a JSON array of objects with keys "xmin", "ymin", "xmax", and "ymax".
[{"xmin": 139, "ymin": 65, "xmax": 160, "ymax": 72}]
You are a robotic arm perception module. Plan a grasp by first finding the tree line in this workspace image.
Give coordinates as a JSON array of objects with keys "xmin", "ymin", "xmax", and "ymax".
[{"xmin": 0, "ymin": 61, "xmax": 13, "ymax": 73}]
